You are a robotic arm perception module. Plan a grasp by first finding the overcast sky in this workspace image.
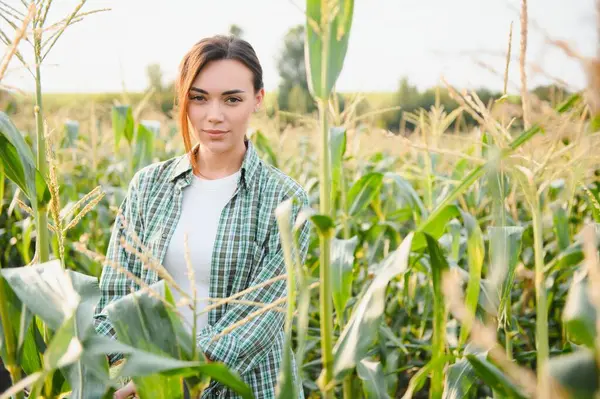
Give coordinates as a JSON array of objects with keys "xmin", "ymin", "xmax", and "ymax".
[{"xmin": 1, "ymin": 0, "xmax": 596, "ymax": 94}]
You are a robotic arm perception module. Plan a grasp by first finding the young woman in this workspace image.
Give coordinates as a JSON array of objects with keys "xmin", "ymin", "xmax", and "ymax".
[{"xmin": 93, "ymin": 35, "xmax": 311, "ymax": 399}]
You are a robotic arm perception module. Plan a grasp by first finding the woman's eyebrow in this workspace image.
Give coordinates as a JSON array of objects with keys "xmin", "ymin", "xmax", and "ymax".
[{"xmin": 190, "ymin": 87, "xmax": 246, "ymax": 95}]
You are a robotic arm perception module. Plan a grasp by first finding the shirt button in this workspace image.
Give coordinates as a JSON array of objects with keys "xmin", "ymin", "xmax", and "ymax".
[{"xmin": 161, "ymin": 232, "xmax": 168, "ymax": 239}]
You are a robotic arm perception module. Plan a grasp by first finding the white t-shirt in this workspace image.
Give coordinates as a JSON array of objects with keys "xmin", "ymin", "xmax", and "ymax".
[{"xmin": 163, "ymin": 169, "xmax": 241, "ymax": 335}]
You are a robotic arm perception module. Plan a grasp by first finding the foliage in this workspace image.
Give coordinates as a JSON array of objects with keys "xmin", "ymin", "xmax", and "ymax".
[{"xmin": 1, "ymin": 0, "xmax": 600, "ymax": 398}]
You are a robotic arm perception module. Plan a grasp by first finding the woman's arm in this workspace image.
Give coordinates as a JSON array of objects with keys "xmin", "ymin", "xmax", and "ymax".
[
  {"xmin": 196, "ymin": 190, "xmax": 311, "ymax": 377},
  {"xmin": 93, "ymin": 171, "xmax": 145, "ymax": 366}
]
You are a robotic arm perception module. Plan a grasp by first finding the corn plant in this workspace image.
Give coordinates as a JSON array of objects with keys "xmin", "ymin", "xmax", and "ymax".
[{"xmin": 0, "ymin": 260, "xmax": 253, "ymax": 399}]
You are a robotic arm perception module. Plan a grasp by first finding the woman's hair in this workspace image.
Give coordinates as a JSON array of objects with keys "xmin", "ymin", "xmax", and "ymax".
[{"xmin": 175, "ymin": 35, "xmax": 264, "ymax": 170}]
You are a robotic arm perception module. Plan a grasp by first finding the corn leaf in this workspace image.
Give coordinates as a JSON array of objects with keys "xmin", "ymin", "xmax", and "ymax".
[
  {"xmin": 488, "ymin": 226, "xmax": 524, "ymax": 326},
  {"xmin": 442, "ymin": 344, "xmax": 488, "ymax": 399},
  {"xmin": 424, "ymin": 233, "xmax": 450, "ymax": 399},
  {"xmin": 331, "ymin": 236, "xmax": 358, "ymax": 323},
  {"xmin": 305, "ymin": 0, "xmax": 354, "ymax": 100},
  {"xmin": 0, "ymin": 112, "xmax": 50, "ymax": 208},
  {"xmin": 357, "ymin": 358, "xmax": 390, "ymax": 399},
  {"xmin": 112, "ymin": 105, "xmax": 135, "ymax": 150},
  {"xmin": 105, "ymin": 280, "xmax": 253, "ymax": 399},
  {"xmin": 133, "ymin": 122, "xmax": 155, "ymax": 171},
  {"xmin": 562, "ymin": 273, "xmax": 597, "ymax": 349},
  {"xmin": 466, "ymin": 355, "xmax": 527, "ymax": 399},
  {"xmin": 333, "ymin": 232, "xmax": 414, "ymax": 380},
  {"xmin": 553, "ymin": 205, "xmax": 570, "ymax": 251},
  {"xmin": 347, "ymin": 172, "xmax": 384, "ymax": 216},
  {"xmin": 548, "ymin": 348, "xmax": 599, "ymax": 399}
]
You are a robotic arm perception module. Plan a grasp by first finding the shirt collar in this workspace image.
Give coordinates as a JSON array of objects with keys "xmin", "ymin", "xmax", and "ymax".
[{"xmin": 169, "ymin": 139, "xmax": 260, "ymax": 190}]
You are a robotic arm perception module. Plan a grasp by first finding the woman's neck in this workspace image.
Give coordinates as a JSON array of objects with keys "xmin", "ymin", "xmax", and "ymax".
[{"xmin": 194, "ymin": 141, "xmax": 246, "ymax": 180}]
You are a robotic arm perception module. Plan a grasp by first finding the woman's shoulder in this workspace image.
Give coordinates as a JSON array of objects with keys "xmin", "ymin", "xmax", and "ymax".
[
  {"xmin": 127, "ymin": 153, "xmax": 187, "ymax": 192},
  {"xmin": 257, "ymin": 162, "xmax": 308, "ymax": 205}
]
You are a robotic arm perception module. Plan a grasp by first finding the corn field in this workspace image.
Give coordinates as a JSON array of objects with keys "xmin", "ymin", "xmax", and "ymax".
[{"xmin": 1, "ymin": 0, "xmax": 600, "ymax": 398}]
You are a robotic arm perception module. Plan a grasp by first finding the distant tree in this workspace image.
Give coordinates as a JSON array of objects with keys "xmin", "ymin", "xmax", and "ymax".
[
  {"xmin": 532, "ymin": 84, "xmax": 570, "ymax": 105},
  {"xmin": 276, "ymin": 25, "xmax": 315, "ymax": 115},
  {"xmin": 145, "ymin": 63, "xmax": 176, "ymax": 117},
  {"xmin": 146, "ymin": 63, "xmax": 164, "ymax": 93},
  {"xmin": 229, "ymin": 24, "xmax": 244, "ymax": 38}
]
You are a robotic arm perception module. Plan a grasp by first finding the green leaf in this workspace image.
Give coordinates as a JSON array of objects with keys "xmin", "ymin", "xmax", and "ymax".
[
  {"xmin": 562, "ymin": 273, "xmax": 597, "ymax": 349},
  {"xmin": 488, "ymin": 226, "xmax": 524, "ymax": 325},
  {"xmin": 133, "ymin": 122, "xmax": 155, "ymax": 170},
  {"xmin": 20, "ymin": 317, "xmax": 44, "ymax": 375},
  {"xmin": 0, "ymin": 260, "xmax": 79, "ymax": 330},
  {"xmin": 414, "ymin": 94, "xmax": 580, "ymax": 251},
  {"xmin": 364, "ymin": 222, "xmax": 401, "ymax": 265},
  {"xmin": 0, "ymin": 275, "xmax": 39, "ymax": 373},
  {"xmin": 297, "ymin": 208, "xmax": 334, "ymax": 236},
  {"xmin": 548, "ymin": 348, "xmax": 599, "ymax": 399},
  {"xmin": 86, "ymin": 336, "xmax": 253, "ymax": 399},
  {"xmin": 386, "ymin": 173, "xmax": 427, "ymax": 221},
  {"xmin": 330, "ymin": 126, "xmax": 346, "ymax": 210},
  {"xmin": 61, "ymin": 271, "xmax": 107, "ymax": 399},
  {"xmin": 112, "ymin": 105, "xmax": 135, "ymax": 149},
  {"xmin": 425, "ymin": 233, "xmax": 450, "ymax": 399},
  {"xmin": 274, "ymin": 198, "xmax": 298, "ymax": 399},
  {"xmin": 105, "ymin": 279, "xmax": 182, "ymax": 357},
  {"xmin": 331, "ymin": 236, "xmax": 358, "ymax": 323},
  {"xmin": 553, "ymin": 205, "xmax": 570, "ymax": 251},
  {"xmin": 105, "ymin": 280, "xmax": 253, "ymax": 398},
  {"xmin": 446, "ymin": 219, "xmax": 462, "ymax": 263},
  {"xmin": 581, "ymin": 185, "xmax": 600, "ymax": 223},
  {"xmin": 62, "ymin": 120, "xmax": 79, "ymax": 148},
  {"xmin": 401, "ymin": 355, "xmax": 454, "ymax": 399},
  {"xmin": 466, "ymin": 355, "xmax": 527, "ymax": 399},
  {"xmin": 412, "ymin": 205, "xmax": 460, "ymax": 252},
  {"xmin": 442, "ymin": 344, "xmax": 488, "ymax": 399},
  {"xmin": 458, "ymin": 212, "xmax": 484, "ymax": 348},
  {"xmin": 2, "ymin": 262, "xmax": 110, "ymax": 398},
  {"xmin": 347, "ymin": 172, "xmax": 384, "ymax": 216},
  {"xmin": 0, "ymin": 162, "xmax": 5, "ymax": 214},
  {"xmin": 0, "ymin": 112, "xmax": 51, "ymax": 208},
  {"xmin": 305, "ymin": 0, "xmax": 354, "ymax": 99},
  {"xmin": 250, "ymin": 130, "xmax": 278, "ymax": 167},
  {"xmin": 333, "ymin": 232, "xmax": 414, "ymax": 379},
  {"xmin": 43, "ymin": 317, "xmax": 82, "ymax": 370},
  {"xmin": 357, "ymin": 358, "xmax": 390, "ymax": 399}
]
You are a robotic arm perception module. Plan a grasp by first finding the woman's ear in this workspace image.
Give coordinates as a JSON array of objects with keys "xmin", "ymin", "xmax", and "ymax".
[{"xmin": 254, "ymin": 88, "xmax": 265, "ymax": 112}]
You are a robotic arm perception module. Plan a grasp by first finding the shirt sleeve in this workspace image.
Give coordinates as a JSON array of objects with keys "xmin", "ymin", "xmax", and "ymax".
[
  {"xmin": 196, "ymin": 189, "xmax": 311, "ymax": 377},
  {"xmin": 92, "ymin": 171, "xmax": 145, "ymax": 366}
]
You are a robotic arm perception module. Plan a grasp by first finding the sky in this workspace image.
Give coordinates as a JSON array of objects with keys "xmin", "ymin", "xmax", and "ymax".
[{"xmin": 1, "ymin": 0, "xmax": 596, "ymax": 94}]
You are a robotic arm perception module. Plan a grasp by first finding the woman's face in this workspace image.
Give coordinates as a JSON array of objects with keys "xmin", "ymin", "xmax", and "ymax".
[{"xmin": 187, "ymin": 59, "xmax": 263, "ymax": 155}]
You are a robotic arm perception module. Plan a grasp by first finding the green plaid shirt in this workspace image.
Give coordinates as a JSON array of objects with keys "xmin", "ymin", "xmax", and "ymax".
[{"xmin": 93, "ymin": 140, "xmax": 310, "ymax": 399}]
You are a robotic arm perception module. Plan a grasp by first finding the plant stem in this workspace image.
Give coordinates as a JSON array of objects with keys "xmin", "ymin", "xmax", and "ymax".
[
  {"xmin": 340, "ymin": 171, "xmax": 350, "ymax": 240},
  {"xmin": 318, "ymin": 99, "xmax": 334, "ymax": 399},
  {"xmin": 34, "ymin": 29, "xmax": 50, "ymax": 264},
  {"xmin": 531, "ymin": 198, "xmax": 549, "ymax": 397},
  {"xmin": 342, "ymin": 376, "xmax": 353, "ymax": 399}
]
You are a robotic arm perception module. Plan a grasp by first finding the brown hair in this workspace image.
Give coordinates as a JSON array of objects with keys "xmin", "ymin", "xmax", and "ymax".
[{"xmin": 175, "ymin": 35, "xmax": 264, "ymax": 172}]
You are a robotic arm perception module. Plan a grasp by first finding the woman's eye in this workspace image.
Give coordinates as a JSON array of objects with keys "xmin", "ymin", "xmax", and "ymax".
[
  {"xmin": 225, "ymin": 97, "xmax": 241, "ymax": 104},
  {"xmin": 190, "ymin": 95, "xmax": 205, "ymax": 101}
]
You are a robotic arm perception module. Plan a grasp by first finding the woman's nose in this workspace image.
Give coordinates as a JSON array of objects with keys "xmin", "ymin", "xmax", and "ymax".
[{"xmin": 206, "ymin": 101, "xmax": 224, "ymax": 123}]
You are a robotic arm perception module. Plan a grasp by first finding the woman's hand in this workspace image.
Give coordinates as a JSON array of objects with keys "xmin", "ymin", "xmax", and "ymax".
[
  {"xmin": 114, "ymin": 381, "xmax": 137, "ymax": 398},
  {"xmin": 111, "ymin": 354, "xmax": 210, "ymax": 398}
]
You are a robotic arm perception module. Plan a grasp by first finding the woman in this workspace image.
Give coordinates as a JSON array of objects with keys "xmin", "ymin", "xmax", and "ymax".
[{"xmin": 93, "ymin": 35, "xmax": 311, "ymax": 399}]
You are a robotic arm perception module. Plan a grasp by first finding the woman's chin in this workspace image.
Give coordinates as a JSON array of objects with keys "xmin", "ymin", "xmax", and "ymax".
[{"xmin": 198, "ymin": 137, "xmax": 233, "ymax": 154}]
